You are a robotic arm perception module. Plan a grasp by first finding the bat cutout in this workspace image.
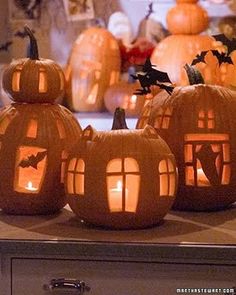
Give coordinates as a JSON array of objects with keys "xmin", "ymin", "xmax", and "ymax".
[
  {"xmin": 213, "ymin": 34, "xmax": 236, "ymax": 55},
  {"xmin": 211, "ymin": 50, "xmax": 233, "ymax": 66},
  {"xmin": 19, "ymin": 150, "xmax": 47, "ymax": 170},
  {"xmin": 14, "ymin": 29, "xmax": 35, "ymax": 38},
  {"xmin": 196, "ymin": 144, "xmax": 221, "ymax": 186},
  {"xmin": 0, "ymin": 41, "xmax": 12, "ymax": 52},
  {"xmin": 191, "ymin": 51, "xmax": 208, "ymax": 65}
]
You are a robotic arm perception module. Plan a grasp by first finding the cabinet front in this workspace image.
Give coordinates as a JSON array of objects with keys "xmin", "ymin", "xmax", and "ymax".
[{"xmin": 12, "ymin": 258, "xmax": 235, "ymax": 295}]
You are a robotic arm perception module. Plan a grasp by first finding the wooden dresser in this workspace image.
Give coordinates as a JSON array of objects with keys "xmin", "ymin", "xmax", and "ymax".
[{"xmin": 0, "ymin": 205, "xmax": 235, "ymax": 295}]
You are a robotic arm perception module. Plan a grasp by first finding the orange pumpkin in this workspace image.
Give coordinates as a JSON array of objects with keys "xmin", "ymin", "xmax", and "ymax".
[
  {"xmin": 104, "ymin": 71, "xmax": 147, "ymax": 117},
  {"xmin": 65, "ymin": 27, "xmax": 121, "ymax": 112},
  {"xmin": 151, "ymin": 0, "xmax": 220, "ymax": 85},
  {"xmin": 0, "ymin": 26, "xmax": 82, "ymax": 215},
  {"xmin": 137, "ymin": 65, "xmax": 236, "ymax": 211},
  {"xmin": 3, "ymin": 27, "xmax": 65, "ymax": 104},
  {"xmin": 65, "ymin": 108, "xmax": 177, "ymax": 229}
]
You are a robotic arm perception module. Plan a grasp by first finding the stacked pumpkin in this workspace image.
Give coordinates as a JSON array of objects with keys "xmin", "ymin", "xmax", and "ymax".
[
  {"xmin": 0, "ymin": 26, "xmax": 82, "ymax": 215},
  {"xmin": 151, "ymin": 0, "xmax": 221, "ymax": 85}
]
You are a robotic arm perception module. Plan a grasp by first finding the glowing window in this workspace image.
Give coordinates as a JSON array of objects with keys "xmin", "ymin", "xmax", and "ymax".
[
  {"xmin": 67, "ymin": 158, "xmax": 85, "ymax": 195},
  {"xmin": 14, "ymin": 146, "xmax": 47, "ymax": 194},
  {"xmin": 26, "ymin": 119, "xmax": 38, "ymax": 138},
  {"xmin": 154, "ymin": 107, "xmax": 173, "ymax": 129},
  {"xmin": 159, "ymin": 158, "xmax": 176, "ymax": 196},
  {"xmin": 184, "ymin": 134, "xmax": 230, "ymax": 186},
  {"xmin": 107, "ymin": 158, "xmax": 140, "ymax": 213},
  {"xmin": 38, "ymin": 68, "xmax": 47, "ymax": 93},
  {"xmin": 12, "ymin": 65, "xmax": 23, "ymax": 92},
  {"xmin": 198, "ymin": 109, "xmax": 215, "ymax": 129}
]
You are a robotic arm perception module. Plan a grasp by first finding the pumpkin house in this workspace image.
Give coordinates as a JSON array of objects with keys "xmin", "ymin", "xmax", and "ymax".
[
  {"xmin": 137, "ymin": 66, "xmax": 236, "ymax": 211},
  {"xmin": 65, "ymin": 108, "xmax": 177, "ymax": 229}
]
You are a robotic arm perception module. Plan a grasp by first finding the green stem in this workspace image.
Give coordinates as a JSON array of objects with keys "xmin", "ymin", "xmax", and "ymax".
[
  {"xmin": 184, "ymin": 64, "xmax": 205, "ymax": 85},
  {"xmin": 24, "ymin": 25, "xmax": 39, "ymax": 60},
  {"xmin": 111, "ymin": 108, "xmax": 129, "ymax": 130}
]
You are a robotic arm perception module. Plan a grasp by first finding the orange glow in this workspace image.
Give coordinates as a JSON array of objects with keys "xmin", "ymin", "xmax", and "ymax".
[
  {"xmin": 15, "ymin": 146, "xmax": 47, "ymax": 194},
  {"xmin": 25, "ymin": 181, "xmax": 37, "ymax": 191}
]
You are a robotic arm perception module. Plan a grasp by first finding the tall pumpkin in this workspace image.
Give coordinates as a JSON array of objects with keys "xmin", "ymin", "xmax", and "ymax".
[
  {"xmin": 0, "ymin": 26, "xmax": 82, "ymax": 215},
  {"xmin": 137, "ymin": 65, "xmax": 236, "ymax": 211},
  {"xmin": 65, "ymin": 108, "xmax": 177, "ymax": 229},
  {"xmin": 65, "ymin": 27, "xmax": 121, "ymax": 112},
  {"xmin": 151, "ymin": 0, "xmax": 220, "ymax": 85}
]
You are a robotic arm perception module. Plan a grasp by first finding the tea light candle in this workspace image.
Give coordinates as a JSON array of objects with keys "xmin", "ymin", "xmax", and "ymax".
[{"xmin": 25, "ymin": 181, "xmax": 37, "ymax": 191}]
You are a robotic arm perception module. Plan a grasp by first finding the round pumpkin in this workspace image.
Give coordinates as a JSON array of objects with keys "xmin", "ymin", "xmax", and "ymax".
[
  {"xmin": 65, "ymin": 108, "xmax": 177, "ymax": 229},
  {"xmin": 65, "ymin": 27, "xmax": 121, "ymax": 112},
  {"xmin": 137, "ymin": 66, "xmax": 236, "ymax": 211},
  {"xmin": 167, "ymin": 2, "xmax": 209, "ymax": 35},
  {"xmin": 0, "ymin": 26, "xmax": 82, "ymax": 215},
  {"xmin": 3, "ymin": 26, "xmax": 65, "ymax": 104},
  {"xmin": 151, "ymin": 0, "xmax": 220, "ymax": 85},
  {"xmin": 104, "ymin": 71, "xmax": 147, "ymax": 117}
]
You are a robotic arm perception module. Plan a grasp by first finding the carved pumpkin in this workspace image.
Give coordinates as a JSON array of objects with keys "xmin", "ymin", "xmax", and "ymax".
[
  {"xmin": 65, "ymin": 27, "xmax": 121, "ymax": 112},
  {"xmin": 137, "ymin": 65, "xmax": 236, "ymax": 211},
  {"xmin": 104, "ymin": 72, "xmax": 146, "ymax": 117},
  {"xmin": 0, "ymin": 27, "xmax": 82, "ymax": 215},
  {"xmin": 151, "ymin": 0, "xmax": 220, "ymax": 85},
  {"xmin": 3, "ymin": 27, "xmax": 65, "ymax": 104},
  {"xmin": 65, "ymin": 108, "xmax": 177, "ymax": 229}
]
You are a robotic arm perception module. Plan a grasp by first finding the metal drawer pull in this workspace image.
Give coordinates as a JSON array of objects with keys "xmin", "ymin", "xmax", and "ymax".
[{"xmin": 43, "ymin": 278, "xmax": 90, "ymax": 294}]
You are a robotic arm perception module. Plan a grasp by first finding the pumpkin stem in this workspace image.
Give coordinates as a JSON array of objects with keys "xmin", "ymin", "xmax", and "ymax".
[
  {"xmin": 111, "ymin": 107, "xmax": 129, "ymax": 130},
  {"xmin": 184, "ymin": 64, "xmax": 205, "ymax": 85},
  {"xmin": 24, "ymin": 25, "xmax": 39, "ymax": 60}
]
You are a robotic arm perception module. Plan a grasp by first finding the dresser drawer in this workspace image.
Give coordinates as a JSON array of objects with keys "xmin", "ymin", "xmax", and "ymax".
[{"xmin": 12, "ymin": 258, "xmax": 235, "ymax": 295}]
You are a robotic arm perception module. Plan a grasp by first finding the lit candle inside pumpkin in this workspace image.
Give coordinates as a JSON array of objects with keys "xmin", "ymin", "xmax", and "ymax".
[
  {"xmin": 109, "ymin": 180, "xmax": 128, "ymax": 212},
  {"xmin": 25, "ymin": 181, "xmax": 37, "ymax": 191}
]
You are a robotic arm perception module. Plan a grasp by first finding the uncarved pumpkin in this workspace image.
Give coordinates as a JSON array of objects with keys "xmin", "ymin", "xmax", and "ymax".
[
  {"xmin": 65, "ymin": 27, "xmax": 121, "ymax": 112},
  {"xmin": 137, "ymin": 66, "xmax": 236, "ymax": 211},
  {"xmin": 65, "ymin": 108, "xmax": 177, "ymax": 229}
]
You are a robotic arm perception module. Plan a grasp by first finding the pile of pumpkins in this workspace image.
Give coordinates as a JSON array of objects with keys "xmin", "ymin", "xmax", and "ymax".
[{"xmin": 0, "ymin": 23, "xmax": 236, "ymax": 230}]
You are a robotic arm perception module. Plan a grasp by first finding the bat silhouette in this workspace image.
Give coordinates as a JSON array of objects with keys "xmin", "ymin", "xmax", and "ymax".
[
  {"xmin": 211, "ymin": 50, "xmax": 233, "ymax": 66},
  {"xmin": 196, "ymin": 144, "xmax": 220, "ymax": 186},
  {"xmin": 0, "ymin": 41, "xmax": 12, "ymax": 52},
  {"xmin": 213, "ymin": 34, "xmax": 236, "ymax": 55},
  {"xmin": 14, "ymin": 29, "xmax": 35, "ymax": 38},
  {"xmin": 19, "ymin": 150, "xmax": 47, "ymax": 169},
  {"xmin": 191, "ymin": 51, "xmax": 208, "ymax": 65}
]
